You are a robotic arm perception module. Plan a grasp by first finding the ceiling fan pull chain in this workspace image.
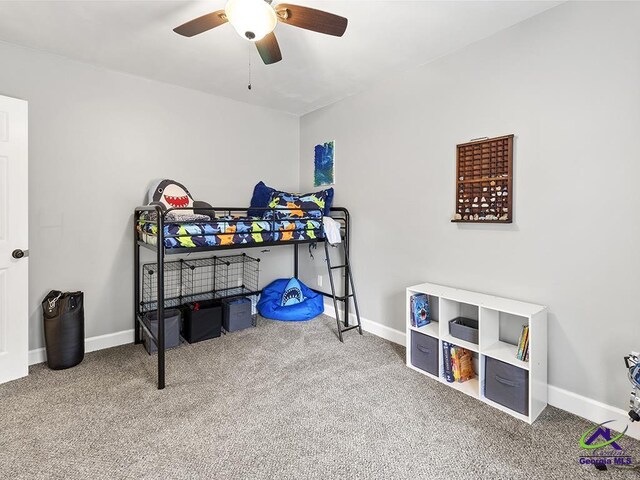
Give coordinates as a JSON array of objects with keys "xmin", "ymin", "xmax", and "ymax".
[{"xmin": 248, "ymin": 44, "xmax": 252, "ymax": 90}]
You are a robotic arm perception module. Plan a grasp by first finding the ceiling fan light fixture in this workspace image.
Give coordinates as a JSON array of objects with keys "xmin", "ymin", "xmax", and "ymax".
[{"xmin": 225, "ymin": 0, "xmax": 277, "ymax": 42}]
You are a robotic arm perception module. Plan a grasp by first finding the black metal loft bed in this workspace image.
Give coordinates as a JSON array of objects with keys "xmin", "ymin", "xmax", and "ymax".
[{"xmin": 133, "ymin": 205, "xmax": 361, "ymax": 389}]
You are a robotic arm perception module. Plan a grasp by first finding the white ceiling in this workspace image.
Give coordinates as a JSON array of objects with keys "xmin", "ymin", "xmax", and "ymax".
[{"xmin": 0, "ymin": 1, "xmax": 561, "ymax": 115}]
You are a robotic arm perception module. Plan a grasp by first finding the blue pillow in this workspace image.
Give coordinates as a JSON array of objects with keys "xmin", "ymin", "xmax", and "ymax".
[
  {"xmin": 251, "ymin": 182, "xmax": 334, "ymax": 217},
  {"xmin": 248, "ymin": 181, "xmax": 276, "ymax": 217},
  {"xmin": 281, "ymin": 277, "xmax": 304, "ymax": 306},
  {"xmin": 323, "ymin": 187, "xmax": 334, "ymax": 216}
]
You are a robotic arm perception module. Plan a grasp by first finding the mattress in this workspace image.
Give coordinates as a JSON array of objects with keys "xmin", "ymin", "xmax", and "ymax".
[{"xmin": 138, "ymin": 215, "xmax": 323, "ymax": 249}]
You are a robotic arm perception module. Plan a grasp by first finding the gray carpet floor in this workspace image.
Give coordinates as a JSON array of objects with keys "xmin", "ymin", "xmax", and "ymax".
[{"xmin": 0, "ymin": 315, "xmax": 638, "ymax": 479}]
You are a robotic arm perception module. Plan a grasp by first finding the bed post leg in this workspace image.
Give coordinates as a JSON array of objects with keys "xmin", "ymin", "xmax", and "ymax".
[
  {"xmin": 157, "ymin": 215, "xmax": 166, "ymax": 390},
  {"xmin": 294, "ymin": 243, "xmax": 299, "ymax": 279},
  {"xmin": 134, "ymin": 217, "xmax": 141, "ymax": 345}
]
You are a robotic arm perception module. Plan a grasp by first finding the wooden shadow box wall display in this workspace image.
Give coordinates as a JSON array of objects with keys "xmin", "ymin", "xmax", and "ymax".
[{"xmin": 452, "ymin": 134, "xmax": 513, "ymax": 223}]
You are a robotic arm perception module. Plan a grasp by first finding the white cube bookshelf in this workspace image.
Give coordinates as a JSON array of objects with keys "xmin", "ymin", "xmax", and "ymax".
[{"xmin": 406, "ymin": 282, "xmax": 547, "ymax": 424}]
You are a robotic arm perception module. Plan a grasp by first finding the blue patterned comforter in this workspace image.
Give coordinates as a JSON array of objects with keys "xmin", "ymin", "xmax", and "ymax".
[{"xmin": 138, "ymin": 215, "xmax": 323, "ymax": 249}]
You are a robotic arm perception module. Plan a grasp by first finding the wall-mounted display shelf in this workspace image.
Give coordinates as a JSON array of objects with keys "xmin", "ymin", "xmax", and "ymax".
[
  {"xmin": 452, "ymin": 134, "xmax": 514, "ymax": 223},
  {"xmin": 406, "ymin": 282, "xmax": 547, "ymax": 424}
]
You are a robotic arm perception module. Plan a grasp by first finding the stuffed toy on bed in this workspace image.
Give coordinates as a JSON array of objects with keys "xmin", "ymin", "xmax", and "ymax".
[{"xmin": 146, "ymin": 179, "xmax": 213, "ymax": 221}]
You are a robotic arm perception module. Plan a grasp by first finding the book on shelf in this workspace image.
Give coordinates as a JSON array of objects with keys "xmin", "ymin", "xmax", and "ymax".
[
  {"xmin": 456, "ymin": 347, "xmax": 475, "ymax": 382},
  {"xmin": 516, "ymin": 325, "xmax": 529, "ymax": 361},
  {"xmin": 442, "ymin": 341, "xmax": 454, "ymax": 383},
  {"xmin": 410, "ymin": 295, "xmax": 415, "ymax": 327},
  {"xmin": 451, "ymin": 345, "xmax": 461, "ymax": 382},
  {"xmin": 516, "ymin": 325, "xmax": 524, "ymax": 359},
  {"xmin": 443, "ymin": 342, "xmax": 475, "ymax": 383},
  {"xmin": 410, "ymin": 293, "xmax": 430, "ymax": 328}
]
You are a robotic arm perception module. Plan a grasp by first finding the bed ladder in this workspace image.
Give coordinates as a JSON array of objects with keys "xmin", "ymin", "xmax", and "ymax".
[{"xmin": 324, "ymin": 239, "xmax": 362, "ymax": 342}]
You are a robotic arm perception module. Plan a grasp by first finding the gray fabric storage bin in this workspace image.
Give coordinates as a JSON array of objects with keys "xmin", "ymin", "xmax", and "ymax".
[
  {"xmin": 485, "ymin": 357, "xmax": 529, "ymax": 415},
  {"xmin": 143, "ymin": 308, "xmax": 181, "ymax": 354},
  {"xmin": 223, "ymin": 298, "xmax": 253, "ymax": 332},
  {"xmin": 411, "ymin": 330, "xmax": 439, "ymax": 376},
  {"xmin": 449, "ymin": 317, "xmax": 479, "ymax": 344}
]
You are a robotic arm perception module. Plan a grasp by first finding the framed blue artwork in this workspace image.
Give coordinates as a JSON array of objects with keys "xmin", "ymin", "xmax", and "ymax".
[{"xmin": 314, "ymin": 141, "xmax": 335, "ymax": 187}]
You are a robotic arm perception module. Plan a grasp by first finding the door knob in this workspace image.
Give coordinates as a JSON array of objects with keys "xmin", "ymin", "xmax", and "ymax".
[{"xmin": 12, "ymin": 249, "xmax": 28, "ymax": 259}]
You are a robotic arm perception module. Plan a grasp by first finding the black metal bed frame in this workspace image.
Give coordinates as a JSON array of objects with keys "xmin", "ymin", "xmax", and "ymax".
[{"xmin": 133, "ymin": 205, "xmax": 354, "ymax": 389}]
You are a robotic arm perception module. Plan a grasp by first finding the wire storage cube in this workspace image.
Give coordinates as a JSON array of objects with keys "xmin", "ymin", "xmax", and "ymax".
[
  {"xmin": 141, "ymin": 260, "xmax": 184, "ymax": 312},
  {"xmin": 140, "ymin": 254, "xmax": 260, "ymax": 316},
  {"xmin": 210, "ymin": 254, "xmax": 260, "ymax": 323}
]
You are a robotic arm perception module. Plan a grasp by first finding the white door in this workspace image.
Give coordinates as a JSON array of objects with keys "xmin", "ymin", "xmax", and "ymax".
[{"xmin": 0, "ymin": 95, "xmax": 28, "ymax": 384}]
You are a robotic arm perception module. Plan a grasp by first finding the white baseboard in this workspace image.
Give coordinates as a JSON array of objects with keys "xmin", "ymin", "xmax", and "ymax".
[
  {"xmin": 323, "ymin": 306, "xmax": 640, "ymax": 440},
  {"xmin": 323, "ymin": 304, "xmax": 406, "ymax": 346},
  {"xmin": 29, "ymin": 329, "xmax": 134, "ymax": 366},
  {"xmin": 549, "ymin": 385, "xmax": 640, "ymax": 440}
]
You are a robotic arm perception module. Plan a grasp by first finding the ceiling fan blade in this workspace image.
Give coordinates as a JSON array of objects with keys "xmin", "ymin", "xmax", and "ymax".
[
  {"xmin": 255, "ymin": 32, "xmax": 282, "ymax": 65},
  {"xmin": 275, "ymin": 3, "xmax": 347, "ymax": 37},
  {"xmin": 173, "ymin": 10, "xmax": 228, "ymax": 37}
]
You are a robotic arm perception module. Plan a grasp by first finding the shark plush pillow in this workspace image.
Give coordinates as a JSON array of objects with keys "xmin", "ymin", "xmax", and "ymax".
[
  {"xmin": 147, "ymin": 179, "xmax": 213, "ymax": 220},
  {"xmin": 280, "ymin": 277, "xmax": 304, "ymax": 307}
]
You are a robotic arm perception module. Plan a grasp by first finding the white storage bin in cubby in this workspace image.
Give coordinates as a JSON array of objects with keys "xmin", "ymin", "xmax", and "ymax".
[{"xmin": 405, "ymin": 282, "xmax": 547, "ymax": 424}]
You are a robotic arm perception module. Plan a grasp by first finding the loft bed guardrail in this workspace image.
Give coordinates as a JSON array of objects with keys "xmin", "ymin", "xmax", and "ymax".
[{"xmin": 133, "ymin": 204, "xmax": 354, "ymax": 389}]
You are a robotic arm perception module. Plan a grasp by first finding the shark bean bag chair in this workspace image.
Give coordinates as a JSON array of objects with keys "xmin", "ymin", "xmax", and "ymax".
[
  {"xmin": 257, "ymin": 278, "xmax": 324, "ymax": 321},
  {"xmin": 146, "ymin": 179, "xmax": 213, "ymax": 220}
]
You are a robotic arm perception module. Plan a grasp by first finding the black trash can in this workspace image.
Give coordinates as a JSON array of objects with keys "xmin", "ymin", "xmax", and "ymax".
[{"xmin": 42, "ymin": 290, "xmax": 84, "ymax": 370}]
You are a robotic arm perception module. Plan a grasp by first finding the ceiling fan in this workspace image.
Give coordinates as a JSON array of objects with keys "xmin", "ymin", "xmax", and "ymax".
[{"xmin": 173, "ymin": 0, "xmax": 348, "ymax": 65}]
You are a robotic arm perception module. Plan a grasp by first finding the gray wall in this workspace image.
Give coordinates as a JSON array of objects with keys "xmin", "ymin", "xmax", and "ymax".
[
  {"xmin": 0, "ymin": 41, "xmax": 299, "ymax": 350},
  {"xmin": 299, "ymin": 2, "xmax": 640, "ymax": 408}
]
